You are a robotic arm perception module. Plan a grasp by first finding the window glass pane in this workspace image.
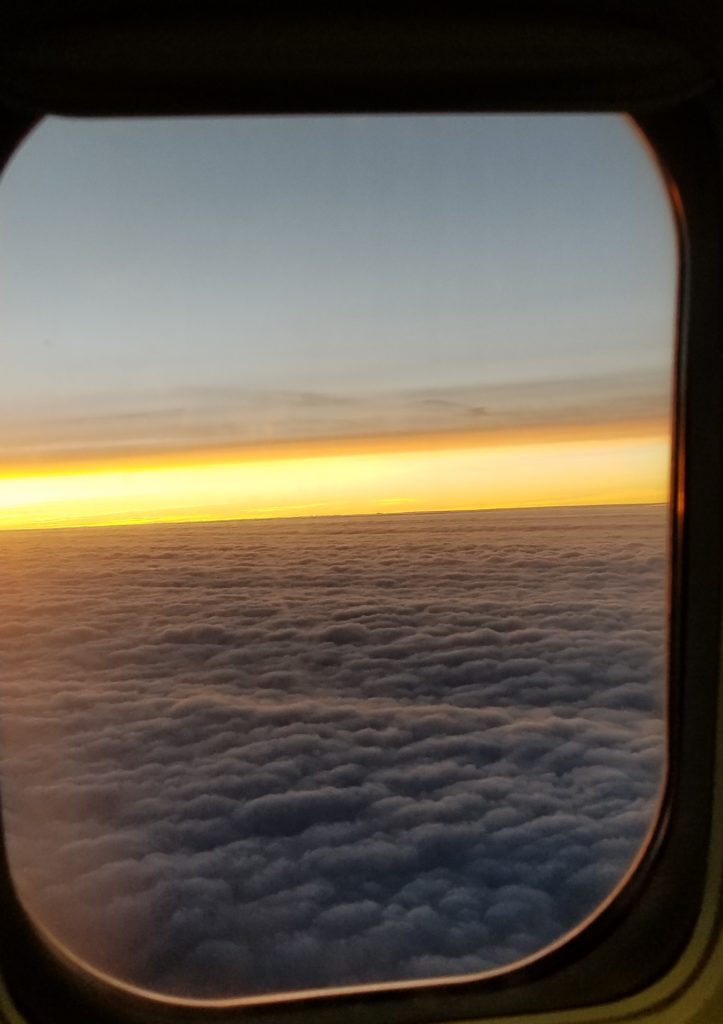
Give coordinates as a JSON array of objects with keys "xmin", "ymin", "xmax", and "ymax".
[{"xmin": 0, "ymin": 115, "xmax": 675, "ymax": 1000}]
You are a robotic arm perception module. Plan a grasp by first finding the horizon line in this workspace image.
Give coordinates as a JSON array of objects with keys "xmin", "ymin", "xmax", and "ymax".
[{"xmin": 0, "ymin": 498, "xmax": 668, "ymax": 536}]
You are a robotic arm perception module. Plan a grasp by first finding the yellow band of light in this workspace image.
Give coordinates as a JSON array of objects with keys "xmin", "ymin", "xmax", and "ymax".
[{"xmin": 0, "ymin": 432, "xmax": 669, "ymax": 531}]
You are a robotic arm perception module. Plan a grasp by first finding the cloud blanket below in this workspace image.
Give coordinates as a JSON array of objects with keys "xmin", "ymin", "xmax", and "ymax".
[{"xmin": 0, "ymin": 505, "xmax": 666, "ymax": 999}]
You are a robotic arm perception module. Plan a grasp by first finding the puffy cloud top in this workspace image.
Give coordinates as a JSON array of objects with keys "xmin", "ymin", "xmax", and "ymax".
[{"xmin": 0, "ymin": 505, "xmax": 666, "ymax": 999}]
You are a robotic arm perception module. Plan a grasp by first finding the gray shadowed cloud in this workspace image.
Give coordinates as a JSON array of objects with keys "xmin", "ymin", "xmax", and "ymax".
[{"xmin": 0, "ymin": 505, "xmax": 665, "ymax": 999}]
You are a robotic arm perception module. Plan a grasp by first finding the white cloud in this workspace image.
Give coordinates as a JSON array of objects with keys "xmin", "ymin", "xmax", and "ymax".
[{"xmin": 0, "ymin": 504, "xmax": 666, "ymax": 998}]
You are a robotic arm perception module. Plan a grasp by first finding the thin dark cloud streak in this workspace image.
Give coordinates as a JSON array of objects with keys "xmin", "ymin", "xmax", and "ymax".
[
  {"xmin": 0, "ymin": 369, "xmax": 669, "ymax": 466},
  {"xmin": 0, "ymin": 505, "xmax": 665, "ymax": 999}
]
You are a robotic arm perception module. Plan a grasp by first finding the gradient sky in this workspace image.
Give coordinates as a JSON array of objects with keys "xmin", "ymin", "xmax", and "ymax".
[{"xmin": 0, "ymin": 114, "xmax": 677, "ymax": 528}]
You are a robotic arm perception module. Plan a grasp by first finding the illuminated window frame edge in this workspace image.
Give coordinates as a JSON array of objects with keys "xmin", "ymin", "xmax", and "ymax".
[{"xmin": 0, "ymin": 91, "xmax": 720, "ymax": 1024}]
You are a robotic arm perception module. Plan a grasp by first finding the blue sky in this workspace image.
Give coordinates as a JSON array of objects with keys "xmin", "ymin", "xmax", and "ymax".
[{"xmin": 0, "ymin": 114, "xmax": 676, "ymax": 461}]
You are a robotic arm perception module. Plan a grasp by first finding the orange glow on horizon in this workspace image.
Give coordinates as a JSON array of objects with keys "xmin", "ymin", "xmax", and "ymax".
[
  {"xmin": 0, "ymin": 426, "xmax": 670, "ymax": 532},
  {"xmin": 0, "ymin": 415, "xmax": 667, "ymax": 478}
]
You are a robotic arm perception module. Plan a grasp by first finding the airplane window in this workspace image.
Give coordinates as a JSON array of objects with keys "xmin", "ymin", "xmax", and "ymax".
[{"xmin": 0, "ymin": 115, "xmax": 676, "ymax": 1001}]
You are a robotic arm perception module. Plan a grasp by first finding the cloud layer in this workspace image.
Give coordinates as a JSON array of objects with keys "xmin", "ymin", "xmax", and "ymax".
[
  {"xmin": 0, "ymin": 505, "xmax": 666, "ymax": 999},
  {"xmin": 0, "ymin": 369, "xmax": 668, "ymax": 466}
]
